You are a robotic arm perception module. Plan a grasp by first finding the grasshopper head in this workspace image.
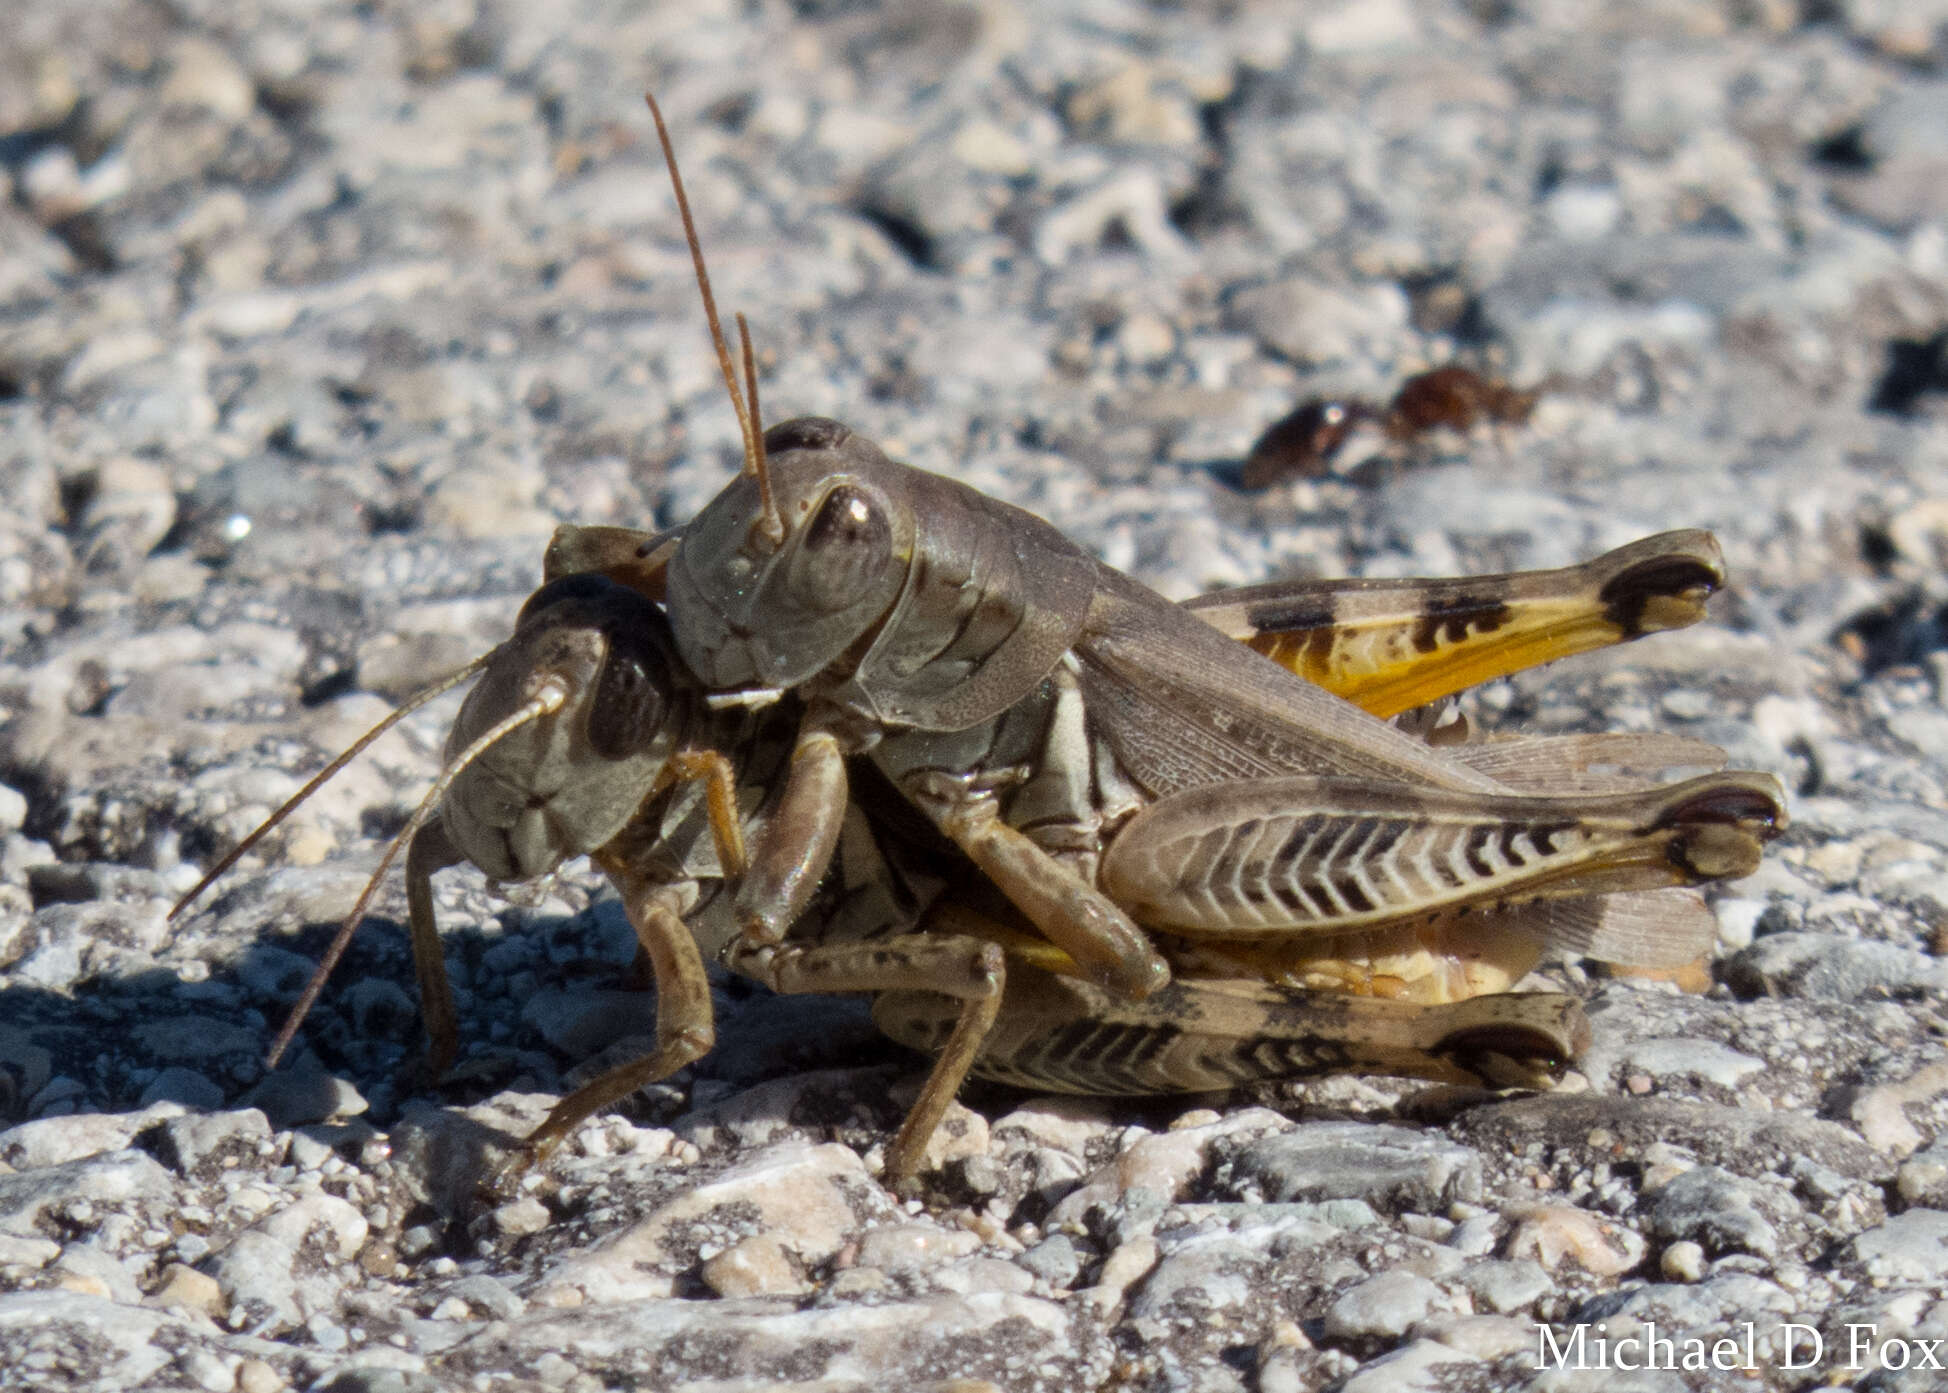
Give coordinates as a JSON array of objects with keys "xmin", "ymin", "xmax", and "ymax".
[
  {"xmin": 668, "ymin": 417, "xmax": 914, "ymax": 693},
  {"xmin": 636, "ymin": 102, "xmax": 914, "ymax": 700},
  {"xmin": 441, "ymin": 574, "xmax": 687, "ymax": 882}
]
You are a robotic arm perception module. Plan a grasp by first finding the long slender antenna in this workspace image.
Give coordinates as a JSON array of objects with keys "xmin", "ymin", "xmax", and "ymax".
[
  {"xmin": 735, "ymin": 311, "xmax": 778, "ymax": 542},
  {"xmin": 641, "ymin": 92, "xmax": 783, "ymax": 547},
  {"xmin": 263, "ymin": 675, "xmax": 571, "ymax": 1069},
  {"xmin": 642, "ymin": 95, "xmax": 754, "ymax": 467},
  {"xmin": 170, "ymin": 649, "xmax": 501, "ymax": 922}
]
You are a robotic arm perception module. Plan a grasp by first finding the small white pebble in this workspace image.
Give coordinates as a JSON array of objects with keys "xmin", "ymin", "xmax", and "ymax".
[
  {"xmin": 235, "ymin": 1357, "xmax": 284, "ymax": 1393},
  {"xmin": 493, "ymin": 1197, "xmax": 551, "ymax": 1237},
  {"xmin": 1660, "ymin": 1239, "xmax": 1707, "ymax": 1282},
  {"xmin": 700, "ymin": 1234, "xmax": 804, "ymax": 1297}
]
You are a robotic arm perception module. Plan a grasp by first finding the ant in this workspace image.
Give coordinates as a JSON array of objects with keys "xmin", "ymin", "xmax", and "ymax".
[{"xmin": 1240, "ymin": 365, "xmax": 1539, "ymax": 489}]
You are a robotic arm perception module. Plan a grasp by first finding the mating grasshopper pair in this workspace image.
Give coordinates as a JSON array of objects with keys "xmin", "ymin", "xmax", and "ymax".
[
  {"xmin": 172, "ymin": 98, "xmax": 1786, "ymax": 1187},
  {"xmin": 174, "ymin": 517, "xmax": 1772, "ymax": 1185}
]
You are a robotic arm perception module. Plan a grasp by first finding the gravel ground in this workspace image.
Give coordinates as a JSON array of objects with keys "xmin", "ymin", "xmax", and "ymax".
[{"xmin": 5, "ymin": 1, "xmax": 1948, "ymax": 1390}]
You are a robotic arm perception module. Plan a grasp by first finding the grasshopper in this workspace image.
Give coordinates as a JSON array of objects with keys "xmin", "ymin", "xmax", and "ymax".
[
  {"xmin": 173, "ymin": 566, "xmax": 1010, "ymax": 1176},
  {"xmin": 665, "ymin": 415, "xmax": 1780, "ymax": 1014},
  {"xmin": 634, "ymin": 97, "xmax": 1784, "ymax": 1056}
]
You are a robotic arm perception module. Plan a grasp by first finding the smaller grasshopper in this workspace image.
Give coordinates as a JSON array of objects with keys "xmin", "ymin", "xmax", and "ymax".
[{"xmin": 173, "ymin": 566, "xmax": 1011, "ymax": 1177}]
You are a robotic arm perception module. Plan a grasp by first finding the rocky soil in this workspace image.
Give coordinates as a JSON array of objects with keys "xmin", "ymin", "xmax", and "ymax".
[{"xmin": 4, "ymin": 1, "xmax": 1948, "ymax": 1389}]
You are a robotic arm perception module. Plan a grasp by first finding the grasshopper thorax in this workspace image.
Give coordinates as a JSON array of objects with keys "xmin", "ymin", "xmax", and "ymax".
[{"xmin": 441, "ymin": 574, "xmax": 690, "ymax": 882}]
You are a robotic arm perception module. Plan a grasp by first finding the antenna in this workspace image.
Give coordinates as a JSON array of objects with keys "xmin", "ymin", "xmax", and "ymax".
[
  {"xmin": 170, "ymin": 649, "xmax": 499, "ymax": 922},
  {"xmin": 736, "ymin": 311, "xmax": 771, "ymax": 516},
  {"xmin": 263, "ymin": 675, "xmax": 570, "ymax": 1068},
  {"xmin": 642, "ymin": 92, "xmax": 783, "ymax": 547}
]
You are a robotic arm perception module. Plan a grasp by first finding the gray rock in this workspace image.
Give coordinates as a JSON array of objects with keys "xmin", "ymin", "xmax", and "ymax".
[
  {"xmin": 131, "ymin": 1014, "xmax": 265, "ymax": 1065},
  {"xmin": 1644, "ymin": 1166, "xmax": 1784, "ymax": 1259},
  {"xmin": 443, "ymin": 1292, "xmax": 1113, "ymax": 1388},
  {"xmin": 1621, "ymin": 1037, "xmax": 1767, "ymax": 1089},
  {"xmin": 1336, "ymin": 1337, "xmax": 1480, "ymax": 1393},
  {"xmin": 1224, "ymin": 1123, "xmax": 1483, "ymax": 1209},
  {"xmin": 386, "ymin": 1100, "xmax": 534, "ymax": 1220},
  {"xmin": 1725, "ymin": 932, "xmax": 1948, "ymax": 1000},
  {"xmin": 243, "ymin": 1063, "xmax": 368, "ymax": 1130},
  {"xmin": 518, "ymin": 984, "xmax": 649, "ymax": 1058},
  {"xmin": 1127, "ymin": 1212, "xmax": 1343, "ymax": 1325},
  {"xmin": 440, "ymin": 1274, "xmax": 524, "ymax": 1321},
  {"xmin": 1019, "ymin": 1233, "xmax": 1085, "ymax": 1289},
  {"xmin": 24, "ymin": 860, "xmax": 174, "ymax": 905},
  {"xmin": 1448, "ymin": 1215, "xmax": 1500, "ymax": 1257},
  {"xmin": 1571, "ymin": 1271, "xmax": 1798, "ymax": 1332},
  {"xmin": 147, "ymin": 1108, "xmax": 278, "ymax": 1179},
  {"xmin": 1460, "ymin": 1258, "xmax": 1552, "ymax": 1314},
  {"xmin": 1322, "ymin": 1269, "xmax": 1453, "ymax": 1341},
  {"xmin": 341, "ymin": 978, "xmax": 420, "ymax": 1045},
  {"xmin": 234, "ymin": 945, "xmax": 326, "ymax": 1004},
  {"xmin": 0, "ymin": 1024, "xmax": 50, "ymax": 1107},
  {"xmin": 0, "ymin": 1291, "xmax": 179, "ymax": 1389},
  {"xmin": 0, "ymin": 1149, "xmax": 175, "ymax": 1237},
  {"xmin": 136, "ymin": 1066, "xmax": 228, "ymax": 1110},
  {"xmin": 7, "ymin": 921, "xmax": 86, "ymax": 990},
  {"xmin": 0, "ymin": 785, "xmax": 28, "ymax": 837},
  {"xmin": 0, "ymin": 1104, "xmax": 181, "ymax": 1169},
  {"xmin": 47, "ymin": 1240, "xmax": 146, "ymax": 1304},
  {"xmin": 853, "ymin": 1220, "xmax": 982, "ymax": 1276},
  {"xmin": 1450, "ymin": 1095, "xmax": 1894, "ymax": 1187},
  {"xmin": 208, "ymin": 1189, "xmax": 369, "ymax": 1335},
  {"xmin": 1225, "ymin": 276, "xmax": 1411, "ymax": 369},
  {"xmin": 1285, "ymin": 1198, "xmax": 1384, "ymax": 1231},
  {"xmin": 173, "ymin": 1345, "xmax": 239, "ymax": 1393},
  {"xmin": 1852, "ymin": 1209, "xmax": 1948, "ymax": 1284},
  {"xmin": 675, "ymin": 1068, "xmax": 889, "ymax": 1159},
  {"xmin": 530, "ymin": 1140, "xmax": 893, "ymax": 1306},
  {"xmin": 1896, "ymin": 1140, "xmax": 1948, "ymax": 1207}
]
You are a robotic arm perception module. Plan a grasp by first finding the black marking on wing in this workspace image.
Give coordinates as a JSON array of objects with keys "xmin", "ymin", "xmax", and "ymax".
[
  {"xmin": 1243, "ymin": 595, "xmax": 1338, "ymax": 637},
  {"xmin": 1598, "ymin": 554, "xmax": 1720, "ymax": 636},
  {"xmin": 1410, "ymin": 590, "xmax": 1513, "ymax": 655}
]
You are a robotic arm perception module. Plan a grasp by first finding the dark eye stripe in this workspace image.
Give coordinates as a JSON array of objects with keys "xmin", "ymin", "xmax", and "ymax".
[
  {"xmin": 807, "ymin": 486, "xmax": 878, "ymax": 548},
  {"xmin": 587, "ymin": 643, "xmax": 669, "ymax": 760},
  {"xmin": 791, "ymin": 484, "xmax": 892, "ymax": 613}
]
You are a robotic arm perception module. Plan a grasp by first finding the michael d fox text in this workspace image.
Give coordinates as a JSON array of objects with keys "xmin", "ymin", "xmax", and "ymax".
[{"xmin": 1536, "ymin": 1321, "xmax": 1947, "ymax": 1374}]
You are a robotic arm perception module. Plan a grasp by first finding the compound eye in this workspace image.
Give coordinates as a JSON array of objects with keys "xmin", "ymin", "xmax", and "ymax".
[
  {"xmin": 587, "ymin": 636, "xmax": 670, "ymax": 760},
  {"xmin": 792, "ymin": 484, "xmax": 890, "ymax": 614}
]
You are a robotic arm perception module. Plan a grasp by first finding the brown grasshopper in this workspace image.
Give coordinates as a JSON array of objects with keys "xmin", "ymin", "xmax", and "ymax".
[
  {"xmin": 174, "ymin": 526, "xmax": 1729, "ymax": 1183},
  {"xmin": 665, "ymin": 414, "xmax": 1781, "ymax": 1022},
  {"xmin": 632, "ymin": 96, "xmax": 1784, "ymax": 1074}
]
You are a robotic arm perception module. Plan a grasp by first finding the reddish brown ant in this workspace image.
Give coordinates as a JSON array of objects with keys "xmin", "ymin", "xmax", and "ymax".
[{"xmin": 1241, "ymin": 365, "xmax": 1540, "ymax": 489}]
